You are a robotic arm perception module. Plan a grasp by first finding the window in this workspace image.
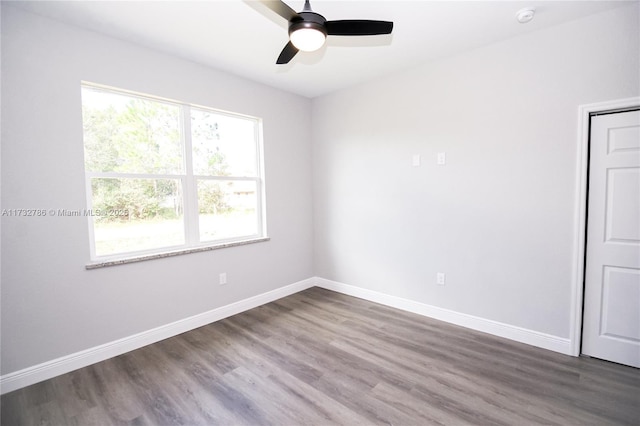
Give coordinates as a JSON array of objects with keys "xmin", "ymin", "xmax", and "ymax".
[{"xmin": 81, "ymin": 83, "xmax": 266, "ymax": 263}]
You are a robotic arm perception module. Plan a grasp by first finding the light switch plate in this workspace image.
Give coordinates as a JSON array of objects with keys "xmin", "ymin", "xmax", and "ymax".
[
  {"xmin": 412, "ymin": 154, "xmax": 421, "ymax": 167},
  {"xmin": 437, "ymin": 152, "xmax": 446, "ymax": 165}
]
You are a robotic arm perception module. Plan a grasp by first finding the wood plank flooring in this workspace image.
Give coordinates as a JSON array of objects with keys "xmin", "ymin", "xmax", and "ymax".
[{"xmin": 2, "ymin": 287, "xmax": 639, "ymax": 425}]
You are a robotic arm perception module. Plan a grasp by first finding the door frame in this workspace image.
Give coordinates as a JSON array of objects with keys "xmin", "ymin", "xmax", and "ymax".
[{"xmin": 570, "ymin": 97, "xmax": 640, "ymax": 356}]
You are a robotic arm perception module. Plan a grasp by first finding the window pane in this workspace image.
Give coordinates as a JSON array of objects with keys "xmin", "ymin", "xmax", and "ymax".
[
  {"xmin": 91, "ymin": 178, "xmax": 185, "ymax": 256},
  {"xmin": 81, "ymin": 84, "xmax": 266, "ymax": 262},
  {"xmin": 197, "ymin": 180, "xmax": 258, "ymax": 242},
  {"xmin": 191, "ymin": 109, "xmax": 257, "ymax": 177},
  {"xmin": 82, "ymin": 88, "xmax": 183, "ymax": 174}
]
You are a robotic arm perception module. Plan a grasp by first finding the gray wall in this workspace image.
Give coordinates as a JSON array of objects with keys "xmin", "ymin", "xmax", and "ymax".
[
  {"xmin": 1, "ymin": 6, "xmax": 314, "ymax": 374},
  {"xmin": 311, "ymin": 4, "xmax": 639, "ymax": 339}
]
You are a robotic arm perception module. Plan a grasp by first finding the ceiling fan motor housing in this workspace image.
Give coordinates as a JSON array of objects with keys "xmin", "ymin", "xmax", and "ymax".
[{"xmin": 289, "ymin": 12, "xmax": 328, "ymax": 37}]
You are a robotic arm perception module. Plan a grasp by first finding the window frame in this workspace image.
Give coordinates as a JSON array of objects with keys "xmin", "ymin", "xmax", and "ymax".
[{"xmin": 81, "ymin": 82, "xmax": 267, "ymax": 266}]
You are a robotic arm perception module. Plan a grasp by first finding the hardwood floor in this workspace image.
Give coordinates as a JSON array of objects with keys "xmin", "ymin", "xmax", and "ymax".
[{"xmin": 2, "ymin": 287, "xmax": 639, "ymax": 425}]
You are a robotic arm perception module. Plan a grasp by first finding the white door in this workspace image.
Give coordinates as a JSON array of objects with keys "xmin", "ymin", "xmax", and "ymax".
[{"xmin": 582, "ymin": 109, "xmax": 640, "ymax": 368}]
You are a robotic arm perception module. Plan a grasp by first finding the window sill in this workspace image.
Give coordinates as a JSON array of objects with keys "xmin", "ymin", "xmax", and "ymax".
[{"xmin": 85, "ymin": 237, "xmax": 270, "ymax": 270}]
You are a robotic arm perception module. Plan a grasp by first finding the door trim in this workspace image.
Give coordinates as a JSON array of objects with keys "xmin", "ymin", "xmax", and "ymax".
[{"xmin": 571, "ymin": 97, "xmax": 640, "ymax": 356}]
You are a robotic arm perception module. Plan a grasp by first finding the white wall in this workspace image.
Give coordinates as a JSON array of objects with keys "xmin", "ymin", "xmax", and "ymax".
[
  {"xmin": 312, "ymin": 4, "xmax": 639, "ymax": 339},
  {"xmin": 1, "ymin": 6, "xmax": 313, "ymax": 375}
]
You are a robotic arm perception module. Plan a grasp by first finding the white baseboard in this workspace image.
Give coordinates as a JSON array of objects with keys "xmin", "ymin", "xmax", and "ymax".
[
  {"xmin": 1, "ymin": 276, "xmax": 573, "ymax": 395},
  {"xmin": 314, "ymin": 277, "xmax": 572, "ymax": 356},
  {"xmin": 0, "ymin": 278, "xmax": 315, "ymax": 395}
]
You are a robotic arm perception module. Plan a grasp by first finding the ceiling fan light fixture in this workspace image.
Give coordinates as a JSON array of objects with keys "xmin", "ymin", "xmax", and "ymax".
[{"xmin": 290, "ymin": 27, "xmax": 326, "ymax": 52}]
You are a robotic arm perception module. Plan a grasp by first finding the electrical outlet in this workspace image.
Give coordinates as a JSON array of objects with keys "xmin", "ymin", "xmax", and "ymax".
[
  {"xmin": 436, "ymin": 272, "xmax": 446, "ymax": 286},
  {"xmin": 219, "ymin": 272, "xmax": 227, "ymax": 285},
  {"xmin": 437, "ymin": 152, "xmax": 446, "ymax": 165}
]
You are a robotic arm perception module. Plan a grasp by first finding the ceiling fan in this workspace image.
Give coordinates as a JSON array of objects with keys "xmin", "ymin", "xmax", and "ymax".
[{"xmin": 261, "ymin": 0, "xmax": 394, "ymax": 64}]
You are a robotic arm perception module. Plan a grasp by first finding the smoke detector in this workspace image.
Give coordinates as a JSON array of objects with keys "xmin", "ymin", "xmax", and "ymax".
[{"xmin": 516, "ymin": 7, "xmax": 536, "ymax": 24}]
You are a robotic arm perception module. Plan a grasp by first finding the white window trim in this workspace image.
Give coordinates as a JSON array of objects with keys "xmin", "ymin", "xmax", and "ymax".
[
  {"xmin": 85, "ymin": 237, "xmax": 271, "ymax": 269},
  {"xmin": 82, "ymin": 82, "xmax": 268, "ymax": 268}
]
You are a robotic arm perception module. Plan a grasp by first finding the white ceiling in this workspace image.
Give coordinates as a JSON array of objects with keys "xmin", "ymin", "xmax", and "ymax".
[{"xmin": 8, "ymin": 0, "xmax": 632, "ymax": 98}]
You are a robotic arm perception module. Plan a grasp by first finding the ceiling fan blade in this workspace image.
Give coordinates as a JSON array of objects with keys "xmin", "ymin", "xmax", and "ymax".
[
  {"xmin": 276, "ymin": 41, "xmax": 299, "ymax": 64},
  {"xmin": 260, "ymin": 0, "xmax": 298, "ymax": 21},
  {"xmin": 326, "ymin": 20, "xmax": 393, "ymax": 36}
]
